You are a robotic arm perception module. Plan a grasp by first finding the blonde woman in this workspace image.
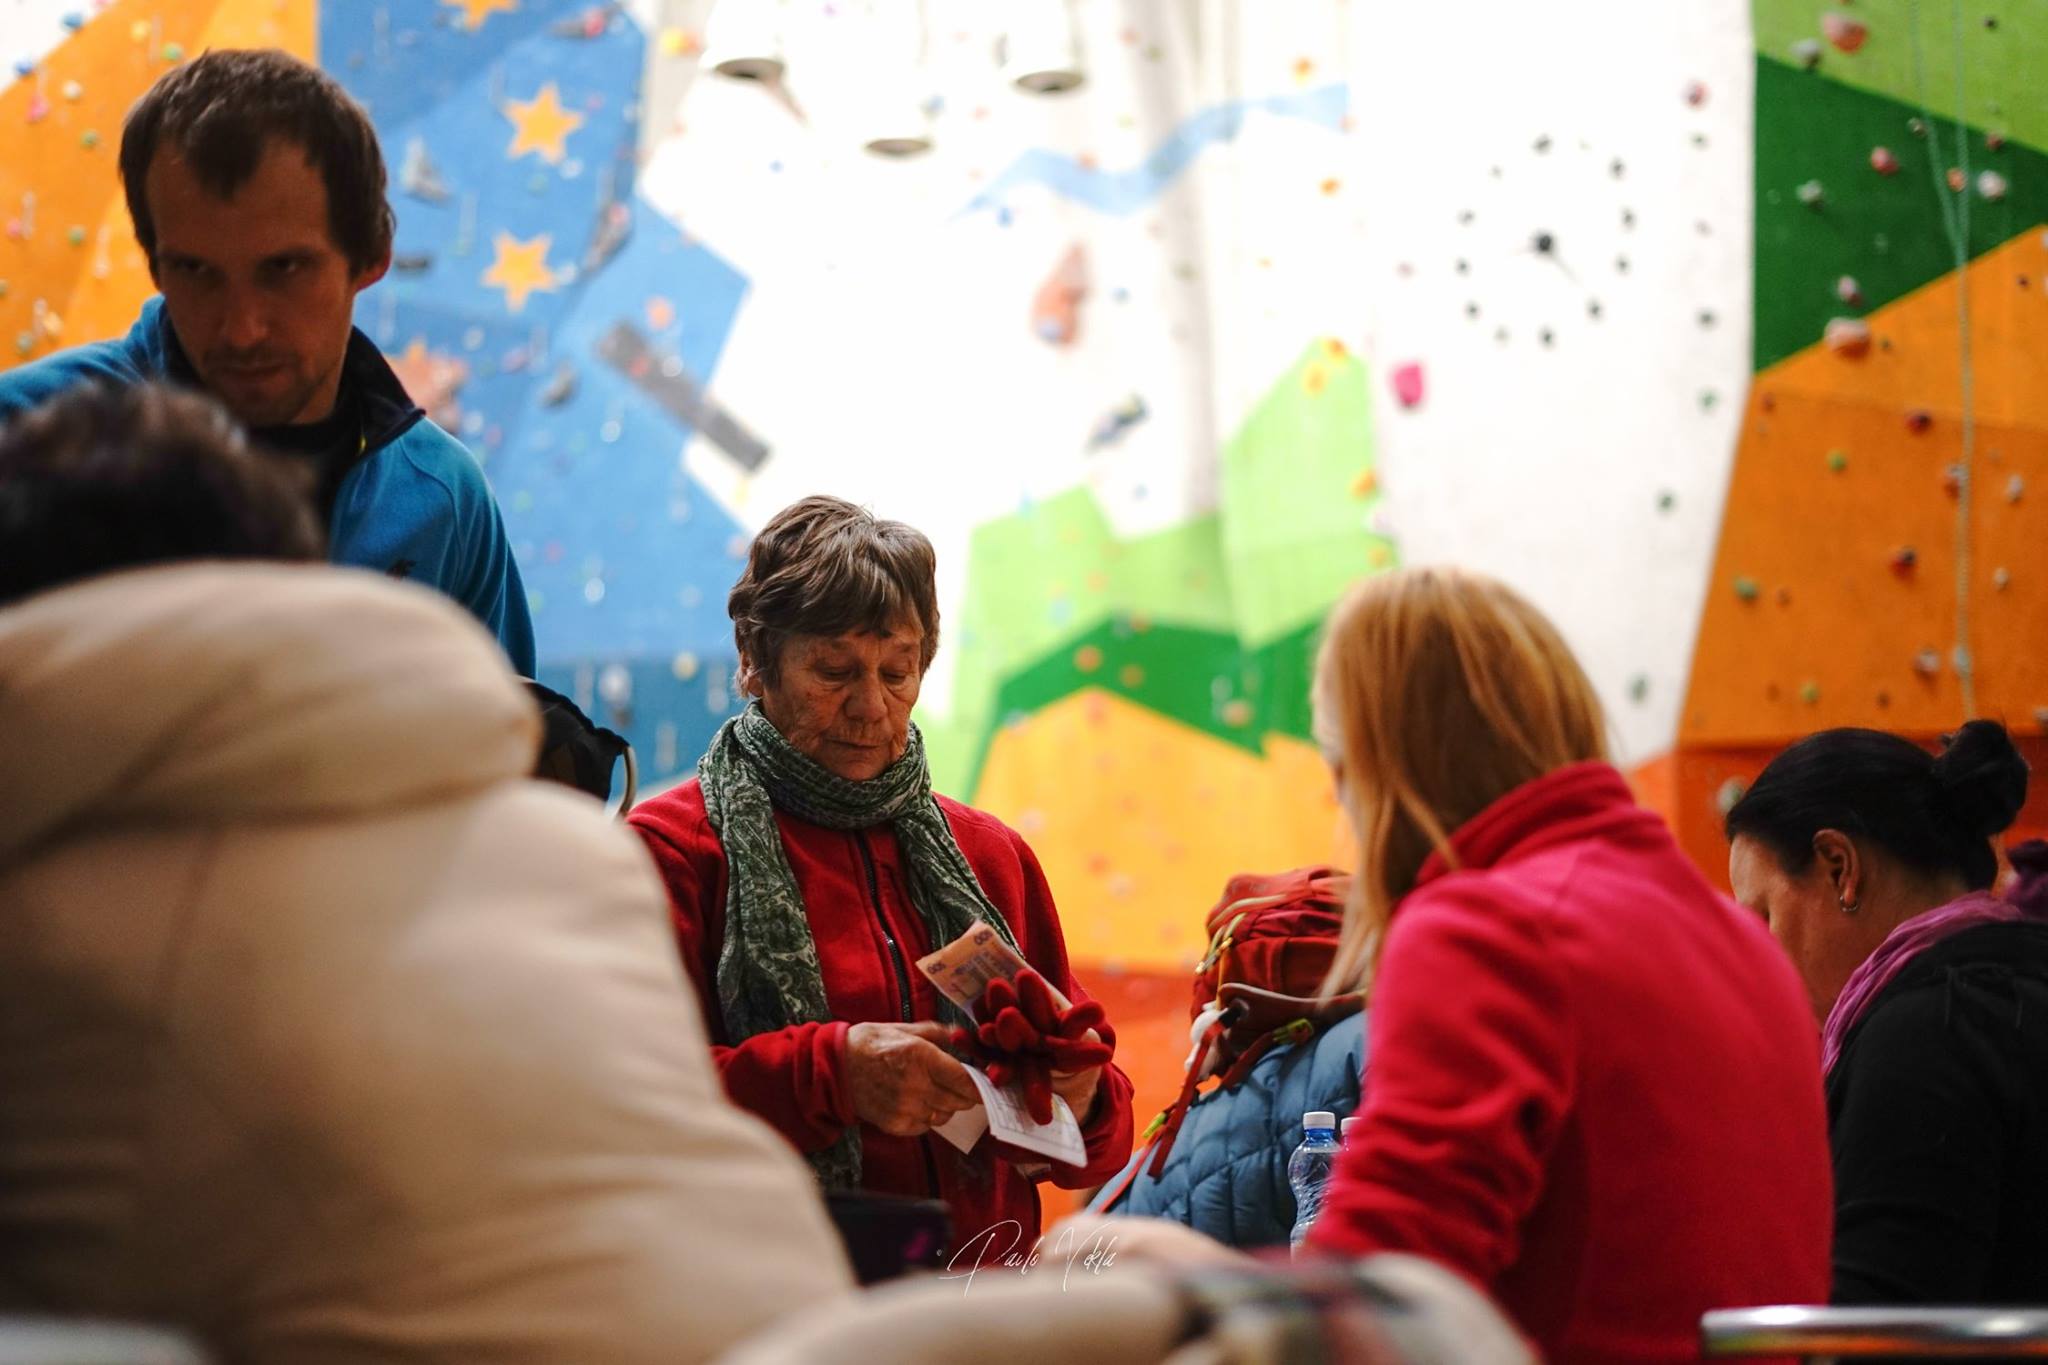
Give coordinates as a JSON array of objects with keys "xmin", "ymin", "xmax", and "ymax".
[{"xmin": 1303, "ymin": 568, "xmax": 1831, "ymax": 1363}]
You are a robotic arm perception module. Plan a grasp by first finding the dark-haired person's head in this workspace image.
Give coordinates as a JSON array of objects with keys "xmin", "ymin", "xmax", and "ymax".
[
  {"xmin": 119, "ymin": 49, "xmax": 392, "ymax": 429},
  {"xmin": 1725, "ymin": 721, "xmax": 2030, "ymax": 1020},
  {"xmin": 0, "ymin": 381, "xmax": 325, "ymax": 608}
]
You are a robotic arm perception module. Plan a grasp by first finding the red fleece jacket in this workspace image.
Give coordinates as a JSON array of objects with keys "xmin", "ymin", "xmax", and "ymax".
[
  {"xmin": 630, "ymin": 782, "xmax": 1134, "ymax": 1263},
  {"xmin": 1308, "ymin": 763, "xmax": 1831, "ymax": 1364}
]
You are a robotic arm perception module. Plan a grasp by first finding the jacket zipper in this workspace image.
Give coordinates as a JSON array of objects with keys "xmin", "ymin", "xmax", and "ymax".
[
  {"xmin": 855, "ymin": 832, "xmax": 915, "ymax": 1024},
  {"xmin": 853, "ymin": 832, "xmax": 943, "ymax": 1200}
]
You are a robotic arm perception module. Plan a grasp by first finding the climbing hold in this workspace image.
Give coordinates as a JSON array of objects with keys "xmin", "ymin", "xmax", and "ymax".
[
  {"xmin": 2007, "ymin": 473, "xmax": 2025, "ymax": 503},
  {"xmin": 1699, "ymin": 389, "xmax": 1720, "ymax": 411},
  {"xmin": 14, "ymin": 331, "xmax": 32, "ymax": 356},
  {"xmin": 0, "ymin": 281, "xmax": 8, "ymax": 300},
  {"xmin": 1799, "ymin": 682, "xmax": 1822, "ymax": 705},
  {"xmin": 1734, "ymin": 576, "xmax": 1762, "ymax": 602},
  {"xmin": 1944, "ymin": 464, "xmax": 1965, "ymax": 497},
  {"xmin": 1657, "ymin": 489, "xmax": 1677, "ymax": 514},
  {"xmin": 1890, "ymin": 546, "xmax": 1918, "ymax": 576},
  {"xmin": 1824, "ymin": 318, "xmax": 1870, "ymax": 356},
  {"xmin": 65, "ymin": 226, "xmax": 84, "ymax": 247},
  {"xmin": 1796, "ymin": 179, "xmax": 1825, "ymax": 207},
  {"xmin": 26, "ymin": 95, "xmax": 50, "ymax": 124},
  {"xmin": 1947, "ymin": 167, "xmax": 1967, "ymax": 192},
  {"xmin": 1987, "ymin": 131, "xmax": 2007, "ymax": 151},
  {"xmin": 61, "ymin": 12, "xmax": 84, "ymax": 30},
  {"xmin": 1087, "ymin": 395, "xmax": 1148, "ymax": 450},
  {"xmin": 1791, "ymin": 38, "xmax": 1824, "ymax": 69},
  {"xmin": 61, "ymin": 80, "xmax": 82, "ymax": 102},
  {"xmin": 658, "ymin": 27, "xmax": 702, "ymax": 57},
  {"xmin": 1715, "ymin": 779, "xmax": 1747, "ymax": 815},
  {"xmin": 1914, "ymin": 649, "xmax": 1942, "ymax": 677},
  {"xmin": 129, "ymin": 20, "xmax": 149, "ymax": 42},
  {"xmin": 162, "ymin": 42, "xmax": 184, "ymax": 63},
  {"xmin": 1628, "ymin": 674, "xmax": 1651, "ymax": 704},
  {"xmin": 1827, "ymin": 449, "xmax": 1849, "ymax": 472},
  {"xmin": 1823, "ymin": 12, "xmax": 1868, "ymax": 51},
  {"xmin": 1698, "ymin": 309, "xmax": 1718, "ymax": 328},
  {"xmin": 1993, "ymin": 567, "xmax": 2011, "ymax": 591},
  {"xmin": 1030, "ymin": 243, "xmax": 1088, "ymax": 347},
  {"xmin": 1837, "ymin": 275, "xmax": 1864, "ymax": 305},
  {"xmin": 1977, "ymin": 170, "xmax": 2009, "ymax": 201},
  {"xmin": 1684, "ymin": 80, "xmax": 1708, "ymax": 107},
  {"xmin": 1869, "ymin": 146, "xmax": 1899, "ymax": 175},
  {"xmin": 1909, "ymin": 117, "xmax": 1929, "ymax": 138},
  {"xmin": 1390, "ymin": 361, "xmax": 1425, "ymax": 409},
  {"xmin": 1905, "ymin": 409, "xmax": 1933, "ymax": 434},
  {"xmin": 1776, "ymin": 587, "xmax": 1794, "ymax": 606},
  {"xmin": 79, "ymin": 130, "xmax": 98, "ymax": 149}
]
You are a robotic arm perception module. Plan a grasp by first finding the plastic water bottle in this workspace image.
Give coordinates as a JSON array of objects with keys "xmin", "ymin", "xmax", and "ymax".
[
  {"xmin": 1288, "ymin": 1109, "xmax": 1341, "ymax": 1254},
  {"xmin": 1340, "ymin": 1115, "xmax": 1361, "ymax": 1149}
]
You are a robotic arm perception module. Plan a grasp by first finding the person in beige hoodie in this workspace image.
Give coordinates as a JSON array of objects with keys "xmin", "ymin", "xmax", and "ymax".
[{"xmin": 0, "ymin": 383, "xmax": 852, "ymax": 1362}]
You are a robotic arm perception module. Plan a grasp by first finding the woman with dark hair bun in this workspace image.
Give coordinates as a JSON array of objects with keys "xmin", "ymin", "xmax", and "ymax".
[{"xmin": 1726, "ymin": 720, "xmax": 2048, "ymax": 1306}]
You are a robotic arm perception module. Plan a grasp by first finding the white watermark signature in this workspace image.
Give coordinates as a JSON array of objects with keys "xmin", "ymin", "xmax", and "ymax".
[{"xmin": 938, "ymin": 1219, "xmax": 1120, "ymax": 1293}]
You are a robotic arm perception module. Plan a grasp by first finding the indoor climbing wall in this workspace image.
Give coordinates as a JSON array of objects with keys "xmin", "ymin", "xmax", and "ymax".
[
  {"xmin": 0, "ymin": 0, "xmax": 313, "ymax": 364},
  {"xmin": 1344, "ymin": 0, "xmax": 1755, "ymax": 770},
  {"xmin": 1667, "ymin": 1, "xmax": 2048, "ymax": 876},
  {"xmin": 647, "ymin": 0, "xmax": 1380, "ymax": 985},
  {"xmin": 323, "ymin": 0, "xmax": 756, "ymax": 783}
]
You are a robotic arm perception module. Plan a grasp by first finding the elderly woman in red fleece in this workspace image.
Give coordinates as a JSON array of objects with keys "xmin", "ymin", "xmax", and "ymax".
[{"xmin": 631, "ymin": 496, "xmax": 1133, "ymax": 1263}]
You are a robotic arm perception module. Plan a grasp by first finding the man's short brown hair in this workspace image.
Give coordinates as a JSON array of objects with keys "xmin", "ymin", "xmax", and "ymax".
[
  {"xmin": 729, "ymin": 496, "xmax": 940, "ymax": 682},
  {"xmin": 120, "ymin": 48, "xmax": 395, "ymax": 274}
]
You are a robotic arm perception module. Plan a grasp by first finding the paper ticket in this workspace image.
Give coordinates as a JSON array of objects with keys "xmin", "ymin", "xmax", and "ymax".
[{"xmin": 965, "ymin": 1065, "xmax": 1086, "ymax": 1166}]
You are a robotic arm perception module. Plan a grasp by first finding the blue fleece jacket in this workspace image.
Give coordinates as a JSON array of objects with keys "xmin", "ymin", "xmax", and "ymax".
[
  {"xmin": 0, "ymin": 298, "xmax": 535, "ymax": 674},
  {"xmin": 1089, "ymin": 1012, "xmax": 1368, "ymax": 1249}
]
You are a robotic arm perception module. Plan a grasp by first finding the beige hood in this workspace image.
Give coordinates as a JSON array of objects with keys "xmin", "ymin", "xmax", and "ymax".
[{"xmin": 0, "ymin": 563, "xmax": 540, "ymax": 864}]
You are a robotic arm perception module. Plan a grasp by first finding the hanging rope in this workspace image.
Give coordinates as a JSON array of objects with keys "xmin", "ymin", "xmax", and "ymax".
[{"xmin": 1907, "ymin": 0, "xmax": 1979, "ymax": 719}]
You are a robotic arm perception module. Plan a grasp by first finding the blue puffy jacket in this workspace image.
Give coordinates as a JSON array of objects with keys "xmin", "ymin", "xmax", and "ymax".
[
  {"xmin": 0, "ymin": 298, "xmax": 535, "ymax": 674},
  {"xmin": 1089, "ymin": 1012, "xmax": 1367, "ymax": 1248}
]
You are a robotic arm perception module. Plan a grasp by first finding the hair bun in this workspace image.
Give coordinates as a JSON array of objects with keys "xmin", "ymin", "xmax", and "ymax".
[{"xmin": 1932, "ymin": 720, "xmax": 2030, "ymax": 839}]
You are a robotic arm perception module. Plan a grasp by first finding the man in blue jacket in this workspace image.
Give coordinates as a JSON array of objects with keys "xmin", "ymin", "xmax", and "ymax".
[{"xmin": 0, "ymin": 48, "xmax": 534, "ymax": 673}]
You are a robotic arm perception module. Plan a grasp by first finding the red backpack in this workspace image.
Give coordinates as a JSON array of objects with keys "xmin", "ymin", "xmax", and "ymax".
[{"xmin": 1107, "ymin": 867, "xmax": 1361, "ymax": 1204}]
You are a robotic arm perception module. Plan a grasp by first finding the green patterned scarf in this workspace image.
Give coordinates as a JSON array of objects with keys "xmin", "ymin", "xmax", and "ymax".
[{"xmin": 697, "ymin": 702, "xmax": 1021, "ymax": 1191}]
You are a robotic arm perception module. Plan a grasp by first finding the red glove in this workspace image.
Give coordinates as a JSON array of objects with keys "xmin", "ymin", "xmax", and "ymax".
[{"xmin": 951, "ymin": 970, "xmax": 1114, "ymax": 1124}]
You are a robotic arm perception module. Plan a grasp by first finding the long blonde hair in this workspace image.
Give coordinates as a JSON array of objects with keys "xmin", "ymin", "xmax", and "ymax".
[{"xmin": 1314, "ymin": 566, "xmax": 1609, "ymax": 996}]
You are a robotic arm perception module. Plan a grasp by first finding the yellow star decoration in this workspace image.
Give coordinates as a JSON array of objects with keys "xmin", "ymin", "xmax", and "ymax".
[
  {"xmin": 481, "ymin": 232, "xmax": 558, "ymax": 313},
  {"xmin": 444, "ymin": 0, "xmax": 518, "ymax": 30},
  {"xmin": 504, "ymin": 83, "xmax": 585, "ymax": 164}
]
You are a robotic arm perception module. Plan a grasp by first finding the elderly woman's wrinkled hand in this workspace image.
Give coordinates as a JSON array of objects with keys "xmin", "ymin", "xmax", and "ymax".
[{"xmin": 845, "ymin": 1021, "xmax": 980, "ymax": 1137}]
